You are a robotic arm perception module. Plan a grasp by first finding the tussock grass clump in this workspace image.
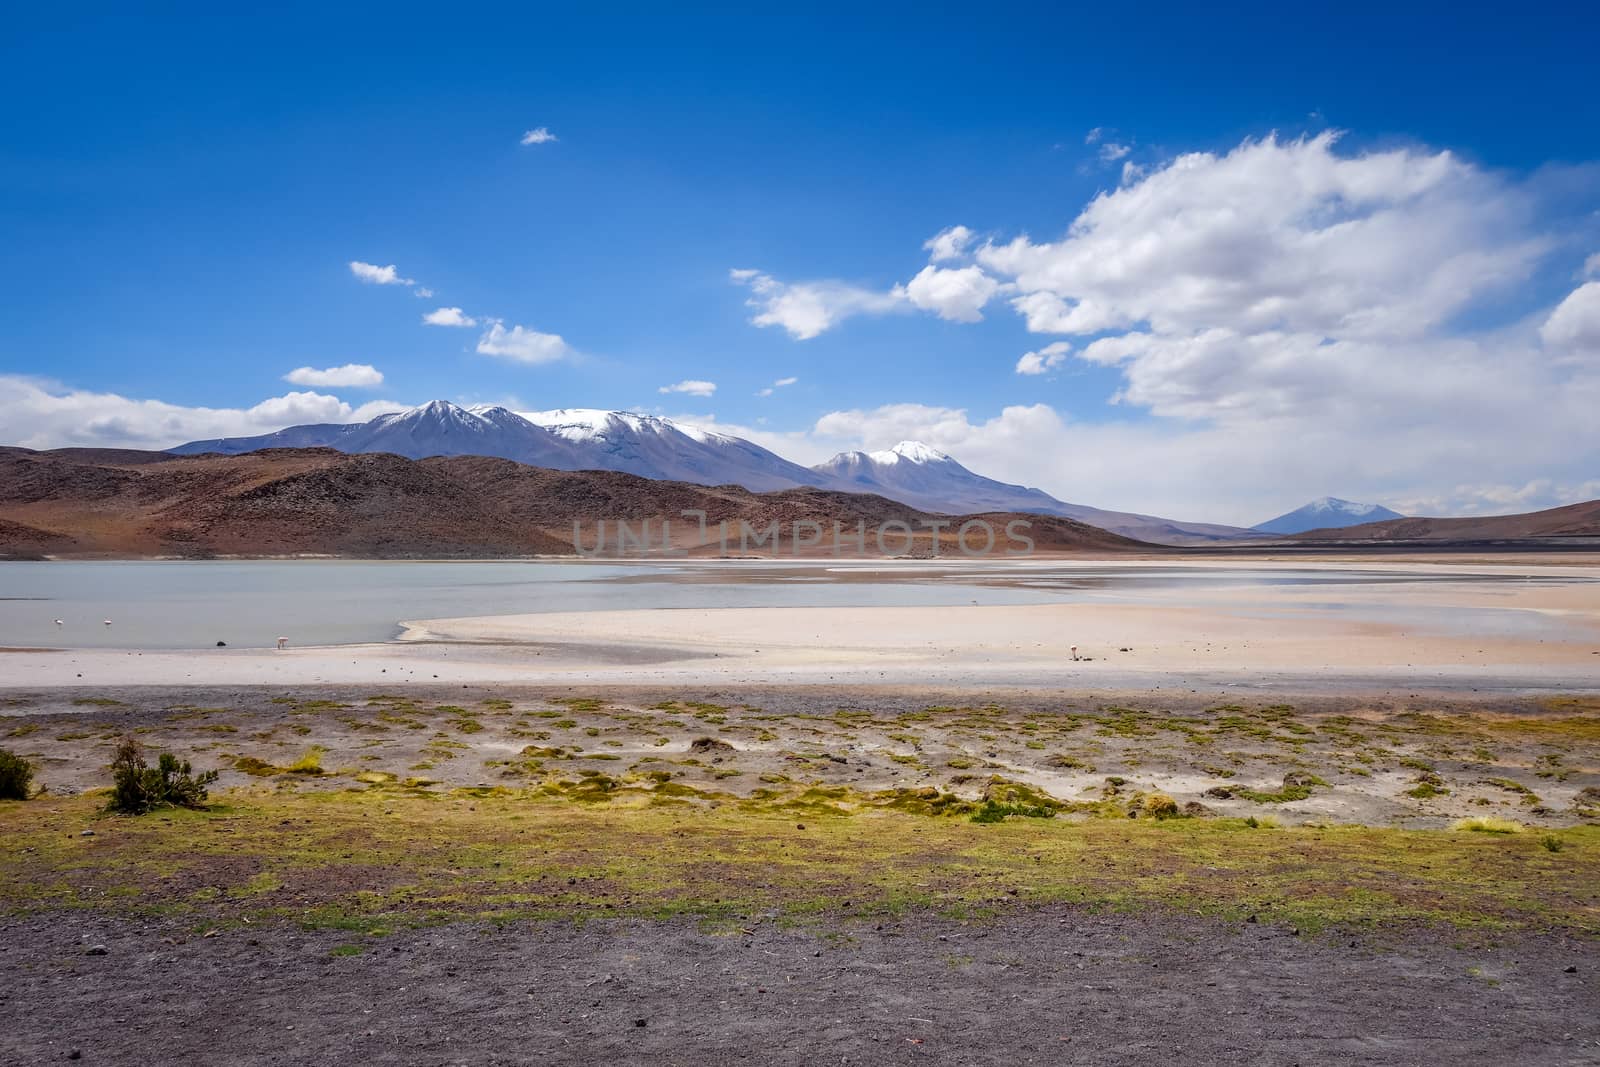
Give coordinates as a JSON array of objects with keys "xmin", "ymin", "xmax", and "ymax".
[
  {"xmin": 1235, "ymin": 773, "xmax": 1326, "ymax": 804},
  {"xmin": 0, "ymin": 748, "xmax": 35, "ymax": 800},
  {"xmin": 106, "ymin": 738, "xmax": 217, "ymax": 815},
  {"xmin": 1452, "ymin": 816, "xmax": 1524, "ymax": 834},
  {"xmin": 1140, "ymin": 793, "xmax": 1180, "ymax": 819},
  {"xmin": 232, "ymin": 755, "xmax": 284, "ymax": 777},
  {"xmin": 285, "ymin": 747, "xmax": 327, "ymax": 775}
]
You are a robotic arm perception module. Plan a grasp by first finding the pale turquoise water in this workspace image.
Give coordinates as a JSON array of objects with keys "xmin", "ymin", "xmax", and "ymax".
[{"xmin": 0, "ymin": 560, "xmax": 1586, "ymax": 650}]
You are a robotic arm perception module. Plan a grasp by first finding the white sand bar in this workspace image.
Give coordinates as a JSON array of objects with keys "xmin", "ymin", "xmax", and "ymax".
[{"xmin": 4, "ymin": 567, "xmax": 1598, "ymax": 692}]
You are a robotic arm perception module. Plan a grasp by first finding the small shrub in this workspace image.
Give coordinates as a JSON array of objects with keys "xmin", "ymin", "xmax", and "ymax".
[
  {"xmin": 0, "ymin": 748, "xmax": 34, "ymax": 799},
  {"xmin": 1541, "ymin": 835, "xmax": 1565, "ymax": 853},
  {"xmin": 106, "ymin": 738, "xmax": 218, "ymax": 814},
  {"xmin": 285, "ymin": 747, "xmax": 326, "ymax": 775},
  {"xmin": 1140, "ymin": 793, "xmax": 1180, "ymax": 819}
]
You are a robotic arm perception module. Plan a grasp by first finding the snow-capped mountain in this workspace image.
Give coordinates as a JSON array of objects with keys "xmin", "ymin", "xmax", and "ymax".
[
  {"xmin": 812, "ymin": 442, "xmax": 1257, "ymax": 544},
  {"xmin": 170, "ymin": 403, "xmax": 1258, "ymax": 543},
  {"xmin": 172, "ymin": 400, "xmax": 584, "ymax": 469},
  {"xmin": 1251, "ymin": 497, "xmax": 1405, "ymax": 535},
  {"xmin": 520, "ymin": 408, "xmax": 831, "ymax": 491},
  {"xmin": 172, "ymin": 401, "xmax": 830, "ymax": 493}
]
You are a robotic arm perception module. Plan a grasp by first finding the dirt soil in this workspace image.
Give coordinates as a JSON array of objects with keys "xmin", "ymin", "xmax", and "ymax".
[{"xmin": 2, "ymin": 908, "xmax": 1595, "ymax": 1066}]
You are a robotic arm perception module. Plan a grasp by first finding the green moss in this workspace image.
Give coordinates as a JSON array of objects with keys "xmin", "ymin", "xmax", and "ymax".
[{"xmin": 232, "ymin": 756, "xmax": 284, "ymax": 777}]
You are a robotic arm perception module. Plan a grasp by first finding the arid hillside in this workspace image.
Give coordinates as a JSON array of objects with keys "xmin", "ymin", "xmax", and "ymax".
[
  {"xmin": 1289, "ymin": 498, "xmax": 1600, "ymax": 541},
  {"xmin": 0, "ymin": 446, "xmax": 1146, "ymax": 558}
]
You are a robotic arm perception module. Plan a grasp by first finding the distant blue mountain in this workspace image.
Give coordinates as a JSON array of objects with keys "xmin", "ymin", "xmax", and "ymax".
[{"xmin": 1253, "ymin": 496, "xmax": 1405, "ymax": 534}]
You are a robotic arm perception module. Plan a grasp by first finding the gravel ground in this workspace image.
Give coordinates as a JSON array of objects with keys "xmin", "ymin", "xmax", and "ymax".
[{"xmin": 2, "ymin": 908, "xmax": 1596, "ymax": 1066}]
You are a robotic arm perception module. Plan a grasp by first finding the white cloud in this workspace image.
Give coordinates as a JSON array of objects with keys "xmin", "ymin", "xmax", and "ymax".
[
  {"xmin": 520, "ymin": 127, "xmax": 558, "ymax": 146},
  {"xmin": 756, "ymin": 375, "xmax": 799, "ymax": 397},
  {"xmin": 923, "ymin": 225, "xmax": 975, "ymax": 262},
  {"xmin": 1098, "ymin": 142, "xmax": 1131, "ymax": 162},
  {"xmin": 0, "ymin": 376, "xmax": 406, "ymax": 451},
  {"xmin": 414, "ymin": 287, "xmax": 435, "ymax": 299},
  {"xmin": 1084, "ymin": 127, "xmax": 1105, "ymax": 145},
  {"xmin": 348, "ymin": 261, "xmax": 413, "ymax": 286},
  {"xmin": 730, "ymin": 268, "xmax": 906, "ymax": 340},
  {"xmin": 898, "ymin": 265, "xmax": 1004, "ymax": 323},
  {"xmin": 475, "ymin": 321, "xmax": 572, "ymax": 364},
  {"xmin": 422, "ymin": 306, "xmax": 477, "ymax": 327},
  {"xmin": 793, "ymin": 391, "xmax": 1600, "ymax": 526},
  {"xmin": 659, "ymin": 379, "xmax": 717, "ymax": 398},
  {"xmin": 978, "ymin": 132, "xmax": 1546, "ymax": 346},
  {"xmin": 1540, "ymin": 281, "xmax": 1600, "ymax": 350},
  {"xmin": 283, "ymin": 364, "xmax": 385, "ymax": 388},
  {"xmin": 726, "ymin": 131, "xmax": 1600, "ymax": 522},
  {"xmin": 1015, "ymin": 342, "xmax": 1070, "ymax": 375}
]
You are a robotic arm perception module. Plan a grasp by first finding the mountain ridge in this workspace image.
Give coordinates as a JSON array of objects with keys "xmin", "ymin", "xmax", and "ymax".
[
  {"xmin": 171, "ymin": 400, "xmax": 1246, "ymax": 544},
  {"xmin": 0, "ymin": 445, "xmax": 1147, "ymax": 559}
]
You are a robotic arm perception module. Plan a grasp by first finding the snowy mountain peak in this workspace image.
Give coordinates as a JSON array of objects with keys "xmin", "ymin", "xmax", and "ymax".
[
  {"xmin": 166, "ymin": 399, "xmax": 1258, "ymax": 544},
  {"xmin": 868, "ymin": 440, "xmax": 952, "ymax": 465},
  {"xmin": 1306, "ymin": 496, "xmax": 1379, "ymax": 515},
  {"xmin": 1253, "ymin": 497, "xmax": 1404, "ymax": 534}
]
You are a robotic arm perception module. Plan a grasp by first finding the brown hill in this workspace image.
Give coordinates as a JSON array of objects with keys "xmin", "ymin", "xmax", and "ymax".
[
  {"xmin": 1289, "ymin": 498, "xmax": 1600, "ymax": 541},
  {"xmin": 0, "ymin": 446, "xmax": 1147, "ymax": 558}
]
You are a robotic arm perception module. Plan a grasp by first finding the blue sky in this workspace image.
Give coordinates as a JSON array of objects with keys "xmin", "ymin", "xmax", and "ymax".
[{"xmin": 2, "ymin": 5, "xmax": 1598, "ymax": 524}]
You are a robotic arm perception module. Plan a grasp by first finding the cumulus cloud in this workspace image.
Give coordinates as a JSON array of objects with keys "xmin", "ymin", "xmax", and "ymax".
[
  {"xmin": 422, "ymin": 306, "xmax": 477, "ymax": 327},
  {"xmin": 659, "ymin": 379, "xmax": 717, "ymax": 398},
  {"xmin": 794, "ymin": 386, "xmax": 1600, "ymax": 526},
  {"xmin": 898, "ymin": 265, "xmax": 1004, "ymax": 323},
  {"xmin": 0, "ymin": 376, "xmax": 406, "ymax": 451},
  {"xmin": 735, "ymin": 132, "xmax": 1600, "ymax": 521},
  {"xmin": 979, "ymin": 132, "xmax": 1547, "ymax": 347},
  {"xmin": 730, "ymin": 268, "xmax": 906, "ymax": 340},
  {"xmin": 475, "ymin": 321, "xmax": 572, "ymax": 364},
  {"xmin": 283, "ymin": 364, "xmax": 385, "ymax": 388},
  {"xmin": 348, "ymin": 261, "xmax": 413, "ymax": 286},
  {"xmin": 1015, "ymin": 342, "xmax": 1070, "ymax": 375},
  {"xmin": 923, "ymin": 225, "xmax": 975, "ymax": 262},
  {"xmin": 1540, "ymin": 282, "xmax": 1600, "ymax": 350},
  {"xmin": 520, "ymin": 127, "xmax": 558, "ymax": 145}
]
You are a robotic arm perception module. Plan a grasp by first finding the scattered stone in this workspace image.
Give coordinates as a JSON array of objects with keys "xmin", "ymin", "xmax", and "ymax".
[
  {"xmin": 79, "ymin": 829, "xmax": 95, "ymax": 837},
  {"xmin": 1204, "ymin": 786, "xmax": 1233, "ymax": 799},
  {"xmin": 85, "ymin": 945, "xmax": 108, "ymax": 956},
  {"xmin": 67, "ymin": 1051, "xmax": 81, "ymax": 1061}
]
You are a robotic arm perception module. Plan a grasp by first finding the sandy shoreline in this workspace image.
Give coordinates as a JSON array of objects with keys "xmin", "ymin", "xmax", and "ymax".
[{"xmin": 2, "ymin": 557, "xmax": 1597, "ymax": 692}]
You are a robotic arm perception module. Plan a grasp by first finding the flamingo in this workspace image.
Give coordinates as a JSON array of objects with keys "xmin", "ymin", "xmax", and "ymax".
[
  {"xmin": 54, "ymin": 619, "xmax": 63, "ymax": 626},
  {"xmin": 103, "ymin": 619, "xmax": 112, "ymax": 626}
]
